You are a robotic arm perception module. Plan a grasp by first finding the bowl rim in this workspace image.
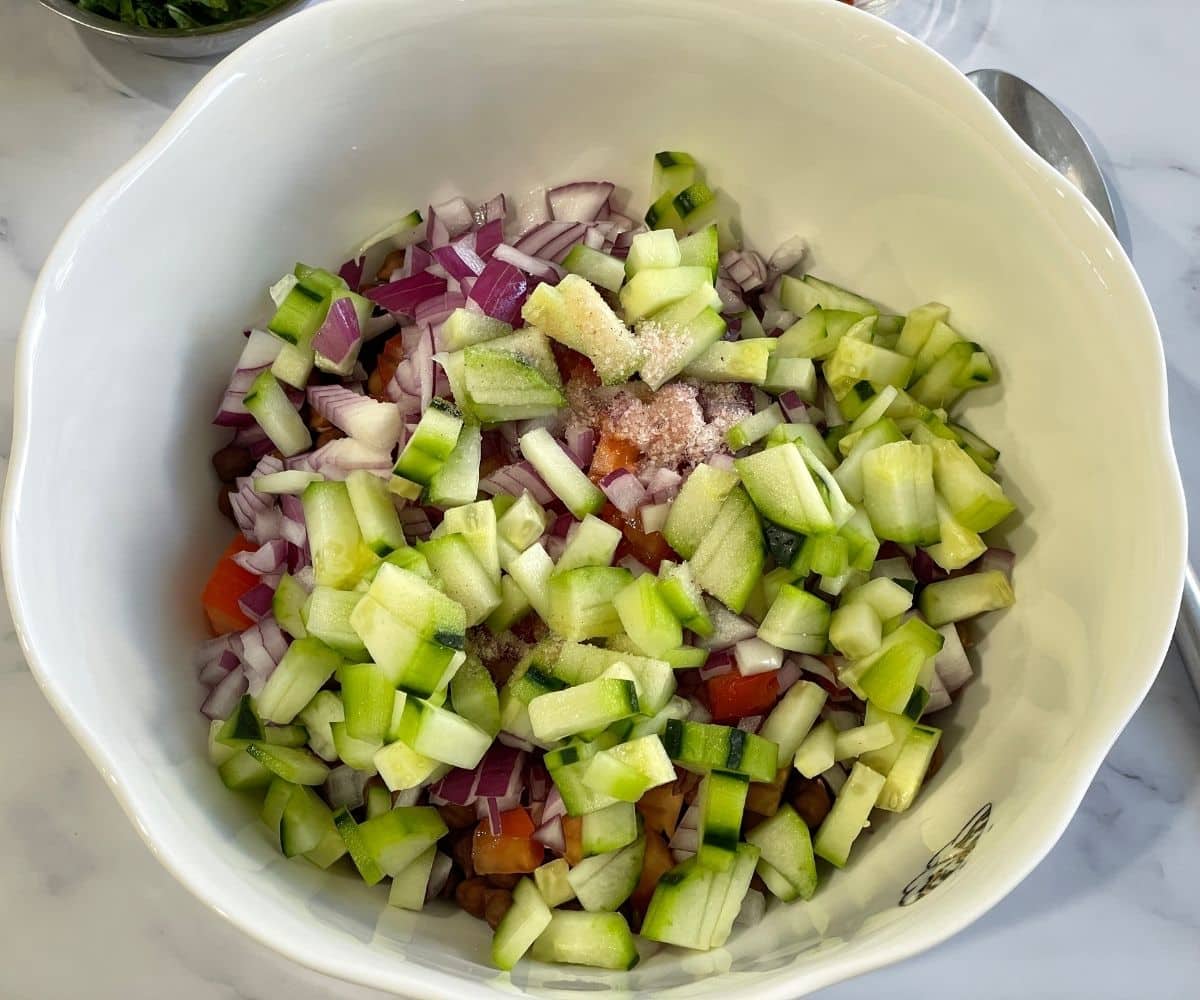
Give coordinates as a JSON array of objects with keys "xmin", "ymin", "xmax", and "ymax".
[
  {"xmin": 3, "ymin": 0, "xmax": 1187, "ymax": 995},
  {"xmin": 36, "ymin": 0, "xmax": 309, "ymax": 41}
]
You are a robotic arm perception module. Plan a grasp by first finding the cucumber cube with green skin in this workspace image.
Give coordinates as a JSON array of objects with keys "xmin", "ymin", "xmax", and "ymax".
[
  {"xmin": 333, "ymin": 807, "xmax": 386, "ymax": 885},
  {"xmin": 533, "ymin": 858, "xmax": 575, "ymax": 907},
  {"xmin": 297, "ymin": 691, "xmax": 344, "ymax": 762},
  {"xmin": 824, "ymin": 332, "xmax": 914, "ymax": 400},
  {"xmin": 926, "ymin": 435, "xmax": 1015, "ymax": 532},
  {"xmin": 554, "ymin": 514, "xmax": 622, "ymax": 574},
  {"xmin": 757, "ymin": 584, "xmax": 832, "ymax": 654},
  {"xmin": 876, "ymin": 725, "xmax": 942, "ymax": 812},
  {"xmin": 697, "ymin": 769, "xmax": 750, "ymax": 872},
  {"xmin": 814, "ymin": 761, "xmax": 886, "ymax": 867},
  {"xmin": 563, "ymin": 244, "xmax": 626, "ymax": 293},
  {"xmin": 671, "ymin": 182, "xmax": 737, "ymax": 250},
  {"xmin": 613, "ymin": 573, "xmax": 683, "ymax": 658},
  {"xmin": 547, "ymin": 755, "xmax": 622, "ymax": 817},
  {"xmin": 924, "ymin": 496, "xmax": 987, "ymax": 571},
  {"xmin": 911, "ymin": 318, "xmax": 964, "ymax": 378},
  {"xmin": 833, "ymin": 417, "xmax": 906, "ymax": 503},
  {"xmin": 425, "ymin": 422, "xmax": 482, "ymax": 510},
  {"xmin": 744, "ymin": 805, "xmax": 818, "ymax": 901},
  {"xmin": 793, "ymin": 720, "xmax": 837, "ymax": 779},
  {"xmin": 829, "ymin": 601, "xmax": 883, "ymax": 659},
  {"xmin": 496, "ymin": 492, "xmax": 549, "ymax": 551},
  {"xmin": 851, "ymin": 617, "xmax": 944, "ymax": 713},
  {"xmin": 918, "ymin": 570, "xmax": 1015, "ymax": 627},
  {"xmin": 644, "ymin": 188, "xmax": 686, "ymax": 231},
  {"xmin": 834, "ymin": 721, "xmax": 895, "ymax": 761},
  {"xmin": 527, "ymin": 676, "xmax": 640, "ymax": 743},
  {"xmin": 641, "ymin": 858, "xmax": 715, "ymax": 950},
  {"xmin": 449, "ymin": 654, "xmax": 500, "ymax": 736},
  {"xmin": 778, "ymin": 274, "xmax": 879, "ymax": 317},
  {"xmin": 272, "ymin": 573, "xmax": 309, "ymax": 639},
  {"xmin": 581, "ymin": 801, "xmax": 640, "ymax": 856},
  {"xmin": 393, "ymin": 695, "xmax": 492, "ymax": 769},
  {"xmin": 736, "ymin": 443, "xmax": 835, "ymax": 536},
  {"xmin": 331, "ymin": 722, "xmax": 381, "ymax": 773},
  {"xmin": 857, "ymin": 702, "xmax": 918, "ymax": 775},
  {"xmin": 373, "ymin": 737, "xmax": 446, "ymax": 791},
  {"xmin": 303, "ymin": 587, "xmax": 368, "ymax": 657},
  {"xmin": 519, "ymin": 427, "xmax": 606, "ymax": 518},
  {"xmin": 663, "ymin": 463, "xmax": 740, "ymax": 559},
  {"xmin": 216, "ymin": 695, "xmax": 265, "ymax": 746},
  {"xmin": 491, "ymin": 877, "xmax": 554, "ymax": 970},
  {"xmin": 657, "ymin": 561, "xmax": 715, "ymax": 637},
  {"xmin": 552, "ymin": 640, "xmax": 677, "ymax": 715},
  {"xmin": 245, "ymin": 742, "xmax": 330, "ymax": 786},
  {"xmin": 909, "ymin": 340, "xmax": 975, "ymax": 409},
  {"xmin": 662, "ymin": 719, "xmax": 779, "ymax": 783},
  {"xmin": 566, "ymin": 835, "xmax": 645, "ymax": 912},
  {"xmin": 393, "ymin": 398, "xmax": 463, "ymax": 486},
  {"xmin": 388, "ymin": 846, "xmax": 437, "ymax": 911},
  {"xmin": 261, "ymin": 778, "xmax": 295, "ymax": 846},
  {"xmin": 690, "ymin": 486, "xmax": 764, "ymax": 614},
  {"xmin": 255, "ymin": 637, "xmax": 343, "ymax": 725},
  {"xmin": 349, "ymin": 596, "xmax": 463, "ymax": 695},
  {"xmin": 895, "ymin": 302, "xmax": 951, "ymax": 357},
  {"xmin": 303, "ymin": 480, "xmax": 374, "ymax": 589},
  {"xmin": 677, "ymin": 225, "xmax": 719, "ymax": 277},
  {"xmin": 706, "ymin": 843, "xmax": 761, "ymax": 949},
  {"xmin": 268, "ymin": 275, "xmax": 332, "ymax": 346},
  {"xmin": 619, "ymin": 265, "xmax": 713, "ymax": 323},
  {"xmin": 760, "ymin": 680, "xmax": 827, "ymax": 763},
  {"xmin": 418, "ymin": 533, "xmax": 502, "ymax": 626},
  {"xmin": 682, "ymin": 338, "xmax": 772, "ymax": 384},
  {"xmin": 583, "ymin": 749, "xmax": 651, "ymax": 801},
  {"xmin": 861, "ymin": 440, "xmax": 940, "ymax": 545},
  {"xmin": 726, "ymin": 403, "xmax": 785, "ymax": 451},
  {"xmin": 546, "ymin": 566, "xmax": 632, "ymax": 640},
  {"xmin": 218, "ymin": 749, "xmax": 273, "ymax": 790},
  {"xmin": 280, "ymin": 785, "xmax": 339, "ymax": 858},
  {"xmin": 625, "ymin": 229, "xmax": 682, "ymax": 276},
  {"xmin": 651, "ymin": 150, "xmax": 698, "ymax": 199},
  {"xmin": 439, "ymin": 308, "xmax": 512, "ymax": 351},
  {"xmin": 339, "ymin": 661, "xmax": 394, "ymax": 744},
  {"xmin": 365, "ymin": 562, "xmax": 467, "ymax": 648},
  {"xmin": 357, "ymin": 806, "xmax": 448, "ymax": 878},
  {"xmin": 522, "ymin": 275, "xmax": 643, "ymax": 385},
  {"xmin": 437, "ymin": 500, "xmax": 501, "ymax": 585},
  {"xmin": 529, "ymin": 911, "xmax": 640, "ymax": 970},
  {"xmin": 463, "ymin": 347, "xmax": 565, "ymax": 419}
]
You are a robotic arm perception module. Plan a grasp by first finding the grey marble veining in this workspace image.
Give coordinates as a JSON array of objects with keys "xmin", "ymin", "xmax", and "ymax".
[{"xmin": 2, "ymin": 0, "xmax": 1199, "ymax": 997}]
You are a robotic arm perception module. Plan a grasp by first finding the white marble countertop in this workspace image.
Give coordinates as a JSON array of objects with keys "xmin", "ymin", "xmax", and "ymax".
[{"xmin": 2, "ymin": 1, "xmax": 1199, "ymax": 997}]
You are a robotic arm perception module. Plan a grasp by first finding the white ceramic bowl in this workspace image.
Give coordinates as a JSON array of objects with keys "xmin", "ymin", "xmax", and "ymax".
[{"xmin": 4, "ymin": 0, "xmax": 1186, "ymax": 996}]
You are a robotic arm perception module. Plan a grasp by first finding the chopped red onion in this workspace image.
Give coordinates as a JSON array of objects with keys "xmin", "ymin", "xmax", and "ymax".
[
  {"xmin": 598, "ymin": 468, "xmax": 647, "ymax": 515},
  {"xmin": 699, "ymin": 650, "xmax": 736, "ymax": 681},
  {"xmin": 414, "ymin": 291, "xmax": 468, "ymax": 330},
  {"xmin": 399, "ymin": 504, "xmax": 434, "ymax": 542},
  {"xmin": 307, "ymin": 384, "xmax": 403, "ymax": 452},
  {"xmin": 397, "ymin": 245, "xmax": 433, "ymax": 280},
  {"xmin": 715, "ymin": 275, "xmax": 746, "ymax": 314},
  {"xmin": 468, "ymin": 258, "xmax": 528, "ymax": 326},
  {"xmin": 533, "ymin": 817, "xmax": 565, "ymax": 854},
  {"xmin": 617, "ymin": 554, "xmax": 651, "ymax": 577},
  {"xmin": 543, "ymin": 535, "xmax": 567, "ymax": 561},
  {"xmin": 195, "ymin": 631, "xmax": 242, "ymax": 670},
  {"xmin": 239, "ymin": 616, "xmax": 289, "ymax": 695},
  {"xmin": 201, "ymin": 666, "xmax": 247, "ymax": 720},
  {"xmin": 478, "ymin": 461, "xmax": 555, "ymax": 505},
  {"xmin": 925, "ymin": 668, "xmax": 952, "ymax": 713},
  {"xmin": 737, "ymin": 715, "xmax": 764, "ymax": 734},
  {"xmin": 912, "ymin": 548, "xmax": 949, "ymax": 585},
  {"xmin": 366, "ymin": 271, "xmax": 448, "ymax": 315},
  {"xmin": 237, "ymin": 584, "xmax": 275, "ymax": 623},
  {"xmin": 540, "ymin": 222, "xmax": 589, "ymax": 263},
  {"xmin": 638, "ymin": 502, "xmax": 670, "ymax": 535},
  {"xmin": 687, "ymin": 698, "xmax": 712, "ymax": 723},
  {"xmin": 735, "ymin": 887, "xmax": 767, "ymax": 928},
  {"xmin": 432, "ymin": 238, "xmax": 486, "ymax": 281},
  {"xmin": 427, "ymin": 197, "xmax": 474, "ymax": 246},
  {"xmin": 528, "ymin": 762, "xmax": 550, "ymax": 804},
  {"xmin": 514, "ymin": 220, "xmax": 581, "ymax": 258},
  {"xmin": 583, "ymin": 227, "xmax": 606, "ymax": 251},
  {"xmin": 425, "ymin": 851, "xmax": 453, "ymax": 901},
  {"xmin": 640, "ymin": 466, "xmax": 683, "ymax": 502},
  {"xmin": 767, "ymin": 235, "xmax": 808, "ymax": 280},
  {"xmin": 231, "ymin": 423, "xmax": 274, "ymax": 459},
  {"xmin": 233, "ymin": 539, "xmax": 288, "ymax": 576},
  {"xmin": 325, "ymin": 765, "xmax": 371, "ymax": 810},
  {"xmin": 338, "ymin": 256, "xmax": 365, "ymax": 291},
  {"xmin": 822, "ymin": 762, "xmax": 849, "ymax": 795},
  {"xmin": 431, "ymin": 767, "xmax": 477, "ymax": 806},
  {"xmin": 475, "ymin": 745, "xmax": 526, "ymax": 799},
  {"xmin": 476, "ymin": 193, "xmax": 507, "ymax": 226},
  {"xmin": 548, "ymin": 181, "xmax": 615, "ymax": 223},
  {"xmin": 779, "ymin": 390, "xmax": 813, "ymax": 423},
  {"xmin": 213, "ymin": 331, "xmax": 283, "ymax": 427},
  {"xmin": 934, "ymin": 623, "xmax": 973, "ymax": 693},
  {"xmin": 198, "ymin": 656, "xmax": 236, "ymax": 687},
  {"xmin": 491, "ymin": 243, "xmax": 565, "ymax": 284},
  {"xmin": 550, "ymin": 512, "xmax": 575, "ymax": 538},
  {"xmin": 301, "ymin": 438, "xmax": 393, "ymax": 480},
  {"xmin": 777, "ymin": 657, "xmax": 803, "ymax": 693},
  {"xmin": 721, "ymin": 250, "xmax": 768, "ymax": 293},
  {"xmin": 540, "ymin": 786, "xmax": 566, "ymax": 825},
  {"xmin": 605, "ymin": 211, "xmax": 635, "ymax": 231},
  {"xmin": 311, "ymin": 295, "xmax": 363, "ymax": 367},
  {"xmin": 564, "ymin": 426, "xmax": 596, "ymax": 467},
  {"xmin": 978, "ymin": 548, "xmax": 1015, "ymax": 580},
  {"xmin": 761, "ymin": 305, "xmax": 796, "ymax": 333}
]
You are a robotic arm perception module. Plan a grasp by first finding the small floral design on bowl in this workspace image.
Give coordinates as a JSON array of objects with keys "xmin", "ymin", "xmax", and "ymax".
[{"xmin": 900, "ymin": 804, "xmax": 992, "ymax": 906}]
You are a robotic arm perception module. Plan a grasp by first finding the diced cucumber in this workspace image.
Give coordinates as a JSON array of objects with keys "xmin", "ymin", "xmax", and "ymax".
[
  {"xmin": 394, "ymin": 398, "xmax": 463, "ymax": 488},
  {"xmin": 563, "ymin": 244, "xmax": 626, "ymax": 293},
  {"xmin": 824, "ymin": 334, "xmax": 913, "ymax": 400},
  {"xmin": 662, "ymin": 719, "xmax": 778, "ymax": 782},
  {"xmin": 365, "ymin": 782, "xmax": 393, "ymax": 819},
  {"xmin": 219, "ymin": 748, "xmax": 273, "ymax": 790},
  {"xmin": 349, "ymin": 596, "xmax": 462, "ymax": 695},
  {"xmin": 760, "ymin": 680, "xmax": 827, "ymax": 762},
  {"xmin": 270, "ymin": 572, "xmax": 309, "ymax": 640},
  {"xmin": 876, "ymin": 725, "xmax": 941, "ymax": 811},
  {"xmin": 625, "ymin": 229, "xmax": 682, "ymax": 276},
  {"xmin": 497, "ymin": 492, "xmax": 549, "ymax": 551},
  {"xmin": 297, "ymin": 690, "xmax": 344, "ymax": 762},
  {"xmin": 567, "ymin": 834, "xmax": 645, "ymax": 911},
  {"xmin": 419, "ymin": 533, "xmax": 502, "ymax": 626},
  {"xmin": 848, "ymin": 617, "xmax": 943, "ymax": 713},
  {"xmin": 918, "ymin": 570, "xmax": 1015, "ymax": 627},
  {"xmin": 682, "ymin": 338, "xmax": 772, "ymax": 384},
  {"xmin": 705, "ymin": 842, "xmax": 760, "ymax": 949},
  {"xmin": 924, "ymin": 496, "xmax": 987, "ymax": 571},
  {"xmin": 651, "ymin": 150, "xmax": 699, "ymax": 200},
  {"xmin": 663, "ymin": 462, "xmax": 740, "ymax": 559},
  {"xmin": 545, "ymin": 566, "xmax": 632, "ymax": 640},
  {"xmin": 927, "ymin": 436, "xmax": 1015, "ymax": 532},
  {"xmin": 449, "ymin": 653, "xmax": 500, "ymax": 735},
  {"xmin": 439, "ymin": 308, "xmax": 512, "ymax": 351},
  {"xmin": 895, "ymin": 302, "xmax": 951, "ymax": 357},
  {"xmin": 366, "ymin": 561, "xmax": 467, "ymax": 648},
  {"xmin": 388, "ymin": 845, "xmax": 437, "ymax": 911},
  {"xmin": 519, "ymin": 427, "xmax": 605, "ymax": 519},
  {"xmin": 762, "ymin": 355, "xmax": 819, "ymax": 399},
  {"xmin": 304, "ymin": 587, "xmax": 368, "ymax": 657},
  {"xmin": 677, "ymin": 225, "xmax": 720, "ymax": 276},
  {"xmin": 529, "ymin": 911, "xmax": 639, "ymax": 970},
  {"xmin": 619, "ymin": 265, "xmax": 712, "ymax": 323},
  {"xmin": 255, "ymin": 637, "xmax": 343, "ymax": 725},
  {"xmin": 277, "ymin": 784, "xmax": 338, "ymax": 859},
  {"xmin": 757, "ymin": 584, "xmax": 831, "ymax": 654},
  {"xmin": 303, "ymin": 480, "xmax": 375, "ymax": 589},
  {"xmin": 843, "ymin": 576, "xmax": 914, "ymax": 621},
  {"xmin": 437, "ymin": 500, "xmax": 501, "ymax": 584},
  {"xmin": 555, "ymin": 514, "xmax": 621, "ymax": 574},
  {"xmin": 834, "ymin": 721, "xmax": 894, "ymax": 761},
  {"xmin": 393, "ymin": 695, "xmax": 492, "ymax": 769},
  {"xmin": 861, "ymin": 440, "xmax": 939, "ymax": 545},
  {"xmin": 726, "ymin": 403, "xmax": 785, "ymax": 451},
  {"xmin": 534, "ymin": 858, "xmax": 575, "ymax": 907},
  {"xmin": 813, "ymin": 761, "xmax": 885, "ymax": 867},
  {"xmin": 736, "ymin": 443, "xmax": 834, "ymax": 536},
  {"xmin": 373, "ymin": 737, "xmax": 446, "ymax": 791},
  {"xmin": 581, "ymin": 801, "xmax": 639, "ymax": 856},
  {"xmin": 657, "ymin": 561, "xmax": 714, "ymax": 637},
  {"xmin": 583, "ymin": 747, "xmax": 654, "ymax": 801},
  {"xmin": 641, "ymin": 858, "xmax": 714, "ymax": 949},
  {"xmin": 522, "ymin": 275, "xmax": 643, "ymax": 384},
  {"xmin": 829, "ymin": 601, "xmax": 883, "ymax": 659},
  {"xmin": 357, "ymin": 806, "xmax": 448, "ymax": 877},
  {"xmin": 491, "ymin": 876, "xmax": 554, "ymax": 970},
  {"xmin": 340, "ymin": 661, "xmax": 394, "ymax": 744},
  {"xmin": 215, "ymin": 694, "xmax": 265, "ymax": 747},
  {"xmin": 507, "ymin": 542, "xmax": 555, "ymax": 623},
  {"xmin": 690, "ymin": 486, "xmax": 764, "ymax": 614},
  {"xmin": 463, "ymin": 330, "xmax": 565, "ymax": 422},
  {"xmin": 243, "ymin": 369, "xmax": 312, "ymax": 458},
  {"xmin": 697, "ymin": 769, "xmax": 749, "ymax": 871},
  {"xmin": 527, "ymin": 675, "xmax": 640, "ymax": 742},
  {"xmin": 857, "ymin": 702, "xmax": 918, "ymax": 774},
  {"xmin": 833, "ymin": 417, "xmax": 905, "ymax": 503},
  {"xmin": 553, "ymin": 641, "xmax": 677, "ymax": 715},
  {"xmin": 745, "ymin": 804, "xmax": 818, "ymax": 902},
  {"xmin": 331, "ymin": 722, "xmax": 381, "ymax": 773},
  {"xmin": 909, "ymin": 340, "xmax": 974, "ymax": 408},
  {"xmin": 613, "ymin": 573, "xmax": 683, "ymax": 657},
  {"xmin": 793, "ymin": 719, "xmax": 837, "ymax": 778},
  {"xmin": 245, "ymin": 742, "xmax": 330, "ymax": 786},
  {"xmin": 671, "ymin": 182, "xmax": 736, "ymax": 250},
  {"xmin": 911, "ymin": 318, "xmax": 964, "ymax": 379},
  {"xmin": 333, "ymin": 807, "xmax": 386, "ymax": 885},
  {"xmin": 778, "ymin": 274, "xmax": 878, "ymax": 317},
  {"xmin": 426, "ymin": 422, "xmax": 482, "ymax": 509}
]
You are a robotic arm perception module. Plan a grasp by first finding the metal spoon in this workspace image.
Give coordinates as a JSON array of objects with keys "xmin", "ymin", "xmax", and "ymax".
[{"xmin": 967, "ymin": 67, "xmax": 1200, "ymax": 691}]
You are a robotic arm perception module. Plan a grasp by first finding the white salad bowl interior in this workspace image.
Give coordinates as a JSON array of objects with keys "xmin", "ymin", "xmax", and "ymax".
[{"xmin": 3, "ymin": 0, "xmax": 1186, "ymax": 996}]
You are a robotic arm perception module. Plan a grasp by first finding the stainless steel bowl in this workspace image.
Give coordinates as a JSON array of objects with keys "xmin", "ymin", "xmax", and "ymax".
[{"xmin": 37, "ymin": 0, "xmax": 310, "ymax": 59}]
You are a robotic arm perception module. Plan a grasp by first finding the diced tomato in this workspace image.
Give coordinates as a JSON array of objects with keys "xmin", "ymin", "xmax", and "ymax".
[
  {"xmin": 371, "ymin": 331, "xmax": 406, "ymax": 400},
  {"xmin": 629, "ymin": 829, "xmax": 674, "ymax": 929},
  {"xmin": 551, "ymin": 342, "xmax": 599, "ymax": 386},
  {"xmin": 561, "ymin": 815, "xmax": 584, "ymax": 867},
  {"xmin": 201, "ymin": 535, "xmax": 259, "ymax": 636},
  {"xmin": 472, "ymin": 807, "xmax": 544, "ymax": 874},
  {"xmin": 705, "ymin": 669, "xmax": 780, "ymax": 723},
  {"xmin": 599, "ymin": 502, "xmax": 677, "ymax": 573},
  {"xmin": 636, "ymin": 783, "xmax": 684, "ymax": 838},
  {"xmin": 588, "ymin": 433, "xmax": 640, "ymax": 484}
]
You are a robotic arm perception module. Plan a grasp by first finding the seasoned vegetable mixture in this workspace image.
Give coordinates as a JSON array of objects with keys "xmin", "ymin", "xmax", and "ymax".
[{"xmin": 199, "ymin": 152, "xmax": 1017, "ymax": 970}]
